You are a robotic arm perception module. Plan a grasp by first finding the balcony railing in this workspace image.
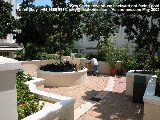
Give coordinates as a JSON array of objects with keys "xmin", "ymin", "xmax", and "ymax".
[{"xmin": 0, "ymin": 43, "xmax": 19, "ymax": 47}]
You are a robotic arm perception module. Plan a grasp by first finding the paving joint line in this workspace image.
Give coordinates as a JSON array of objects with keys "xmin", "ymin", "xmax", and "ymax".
[{"xmin": 74, "ymin": 76, "xmax": 116, "ymax": 120}]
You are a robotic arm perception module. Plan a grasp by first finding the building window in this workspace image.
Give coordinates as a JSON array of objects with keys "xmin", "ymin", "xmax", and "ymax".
[
  {"xmin": 114, "ymin": 25, "xmax": 120, "ymax": 34},
  {"xmin": 0, "ymin": 52, "xmax": 9, "ymax": 57},
  {"xmin": 87, "ymin": 35, "xmax": 92, "ymax": 42},
  {"xmin": 80, "ymin": 49, "xmax": 84, "ymax": 53},
  {"xmin": 81, "ymin": 35, "xmax": 84, "ymax": 43},
  {"xmin": 78, "ymin": 38, "xmax": 83, "ymax": 44},
  {"xmin": 73, "ymin": 49, "xmax": 78, "ymax": 53},
  {"xmin": 0, "ymin": 36, "xmax": 7, "ymax": 40},
  {"xmin": 124, "ymin": 32, "xmax": 129, "ymax": 39},
  {"xmin": 124, "ymin": 32, "xmax": 135, "ymax": 39}
]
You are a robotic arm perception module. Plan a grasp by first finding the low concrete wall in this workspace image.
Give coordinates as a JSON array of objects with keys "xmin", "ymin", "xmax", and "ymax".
[
  {"xmin": 62, "ymin": 56, "xmax": 124, "ymax": 74},
  {"xmin": 23, "ymin": 77, "xmax": 76, "ymax": 120},
  {"xmin": 21, "ymin": 60, "xmax": 65, "ymax": 73},
  {"xmin": 0, "ymin": 56, "xmax": 21, "ymax": 120},
  {"xmin": 37, "ymin": 68, "xmax": 88, "ymax": 87},
  {"xmin": 62, "ymin": 56, "xmax": 87, "ymax": 66},
  {"xmin": 21, "ymin": 57, "xmax": 124, "ymax": 75},
  {"xmin": 143, "ymin": 75, "xmax": 160, "ymax": 120},
  {"xmin": 126, "ymin": 70, "xmax": 152, "ymax": 96},
  {"xmin": 62, "ymin": 56, "xmax": 72, "ymax": 61},
  {"xmin": 86, "ymin": 60, "xmax": 123, "ymax": 74}
]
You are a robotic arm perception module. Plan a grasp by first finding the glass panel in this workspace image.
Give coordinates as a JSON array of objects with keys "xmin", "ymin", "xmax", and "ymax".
[
  {"xmin": 87, "ymin": 35, "xmax": 92, "ymax": 41},
  {"xmin": 2, "ymin": 52, "xmax": 9, "ymax": 57},
  {"xmin": 114, "ymin": 25, "xmax": 120, "ymax": 33}
]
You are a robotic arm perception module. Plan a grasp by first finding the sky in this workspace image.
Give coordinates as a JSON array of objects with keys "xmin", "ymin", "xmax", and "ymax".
[{"xmin": 17, "ymin": 0, "xmax": 93, "ymax": 6}]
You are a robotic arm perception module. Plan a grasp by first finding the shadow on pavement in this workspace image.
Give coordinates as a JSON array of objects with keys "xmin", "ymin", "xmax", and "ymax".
[{"xmin": 80, "ymin": 90, "xmax": 144, "ymax": 120}]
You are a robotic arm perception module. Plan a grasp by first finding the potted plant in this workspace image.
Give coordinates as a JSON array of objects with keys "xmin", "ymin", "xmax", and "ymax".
[
  {"xmin": 108, "ymin": 58, "xmax": 117, "ymax": 75},
  {"xmin": 101, "ymin": 40, "xmax": 120, "ymax": 76},
  {"xmin": 106, "ymin": 49, "xmax": 119, "ymax": 76}
]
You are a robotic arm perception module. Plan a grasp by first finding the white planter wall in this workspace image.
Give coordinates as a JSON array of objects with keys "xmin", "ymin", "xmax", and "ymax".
[
  {"xmin": 126, "ymin": 70, "xmax": 160, "ymax": 119},
  {"xmin": 37, "ymin": 68, "xmax": 88, "ymax": 87},
  {"xmin": 23, "ymin": 77, "xmax": 76, "ymax": 120},
  {"xmin": 21, "ymin": 60, "xmax": 66, "ymax": 73},
  {"xmin": 0, "ymin": 56, "xmax": 21, "ymax": 120},
  {"xmin": 126, "ymin": 70, "xmax": 152, "ymax": 96},
  {"xmin": 143, "ymin": 75, "xmax": 160, "ymax": 120}
]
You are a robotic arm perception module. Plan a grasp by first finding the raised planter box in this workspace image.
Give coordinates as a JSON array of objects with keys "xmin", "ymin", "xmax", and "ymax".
[
  {"xmin": 21, "ymin": 60, "xmax": 66, "ymax": 74},
  {"xmin": 126, "ymin": 70, "xmax": 152, "ymax": 96},
  {"xmin": 37, "ymin": 68, "xmax": 88, "ymax": 87},
  {"xmin": 143, "ymin": 75, "xmax": 160, "ymax": 120},
  {"xmin": 23, "ymin": 77, "xmax": 76, "ymax": 120}
]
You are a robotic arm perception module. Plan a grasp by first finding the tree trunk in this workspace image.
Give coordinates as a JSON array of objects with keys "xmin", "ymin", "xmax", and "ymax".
[
  {"xmin": 143, "ymin": 46, "xmax": 158, "ymax": 74},
  {"xmin": 59, "ymin": 43, "xmax": 62, "ymax": 64},
  {"xmin": 97, "ymin": 36, "xmax": 101, "ymax": 58}
]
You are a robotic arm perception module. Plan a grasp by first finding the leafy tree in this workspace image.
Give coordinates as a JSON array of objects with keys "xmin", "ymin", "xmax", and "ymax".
[
  {"xmin": 16, "ymin": 0, "xmax": 83, "ymax": 61},
  {"xmin": 0, "ymin": 0, "xmax": 17, "ymax": 38},
  {"xmin": 43, "ymin": 36, "xmax": 59, "ymax": 54},
  {"xmin": 50, "ymin": 0, "xmax": 83, "ymax": 62},
  {"xmin": 82, "ymin": 2, "xmax": 116, "ymax": 55},
  {"xmin": 15, "ymin": 1, "xmax": 57, "ymax": 60},
  {"xmin": 15, "ymin": 1, "xmax": 55, "ymax": 49},
  {"xmin": 119, "ymin": 0, "xmax": 160, "ymax": 73}
]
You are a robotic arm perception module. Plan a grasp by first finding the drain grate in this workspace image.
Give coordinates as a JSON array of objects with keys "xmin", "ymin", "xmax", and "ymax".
[{"xmin": 89, "ymin": 97, "xmax": 101, "ymax": 102}]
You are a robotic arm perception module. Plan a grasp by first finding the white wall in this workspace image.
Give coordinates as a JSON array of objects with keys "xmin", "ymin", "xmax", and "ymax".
[
  {"xmin": 21, "ymin": 60, "xmax": 66, "ymax": 73},
  {"xmin": 0, "ymin": 56, "xmax": 21, "ymax": 120},
  {"xmin": 143, "ymin": 75, "xmax": 160, "ymax": 120},
  {"xmin": 23, "ymin": 77, "xmax": 76, "ymax": 120},
  {"xmin": 21, "ymin": 58, "xmax": 125, "ymax": 75},
  {"xmin": 126, "ymin": 70, "xmax": 152, "ymax": 96}
]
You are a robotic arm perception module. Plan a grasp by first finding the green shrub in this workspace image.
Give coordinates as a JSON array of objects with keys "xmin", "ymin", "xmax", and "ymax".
[
  {"xmin": 39, "ymin": 61, "xmax": 78, "ymax": 72},
  {"xmin": 155, "ymin": 72, "xmax": 160, "ymax": 97},
  {"xmin": 49, "ymin": 54, "xmax": 60, "ymax": 60},
  {"xmin": 16, "ymin": 72, "xmax": 44, "ymax": 120},
  {"xmin": 37, "ymin": 52, "xmax": 51, "ymax": 60},
  {"xmin": 15, "ymin": 42, "xmax": 60, "ymax": 61},
  {"xmin": 96, "ymin": 52, "xmax": 106, "ymax": 61},
  {"xmin": 63, "ymin": 47, "xmax": 72, "ymax": 56},
  {"xmin": 85, "ymin": 53, "xmax": 106, "ymax": 61},
  {"xmin": 15, "ymin": 50, "xmax": 60, "ymax": 61},
  {"xmin": 85, "ymin": 53, "xmax": 97, "ymax": 60},
  {"xmin": 37, "ymin": 52, "xmax": 60, "ymax": 60},
  {"xmin": 24, "ymin": 43, "xmax": 39, "ymax": 60},
  {"xmin": 123, "ymin": 54, "xmax": 140, "ymax": 71},
  {"xmin": 75, "ymin": 53, "xmax": 85, "ymax": 58}
]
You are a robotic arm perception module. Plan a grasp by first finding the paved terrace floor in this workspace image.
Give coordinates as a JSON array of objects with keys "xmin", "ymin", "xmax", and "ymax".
[
  {"xmin": 76, "ymin": 75, "xmax": 144, "ymax": 120},
  {"xmin": 30, "ymin": 72, "xmax": 144, "ymax": 120}
]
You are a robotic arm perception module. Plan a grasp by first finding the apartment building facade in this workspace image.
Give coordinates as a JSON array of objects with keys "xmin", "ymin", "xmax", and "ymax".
[
  {"xmin": 73, "ymin": 0, "xmax": 135, "ymax": 54},
  {"xmin": 73, "ymin": 25, "xmax": 135, "ymax": 54},
  {"xmin": 0, "ymin": 0, "xmax": 22, "ymax": 58}
]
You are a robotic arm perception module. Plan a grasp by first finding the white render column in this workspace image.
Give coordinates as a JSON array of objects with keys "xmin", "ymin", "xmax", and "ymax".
[{"xmin": 0, "ymin": 56, "xmax": 21, "ymax": 120}]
